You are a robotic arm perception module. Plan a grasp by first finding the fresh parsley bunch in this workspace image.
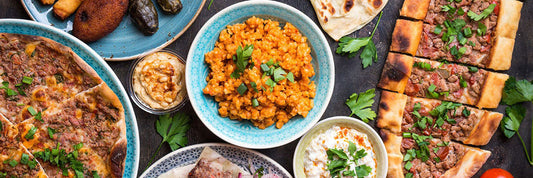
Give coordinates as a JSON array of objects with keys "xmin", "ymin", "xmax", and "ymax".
[
  {"xmin": 336, "ymin": 12, "xmax": 383, "ymax": 69},
  {"xmin": 145, "ymin": 112, "xmax": 190, "ymax": 170},
  {"xmin": 500, "ymin": 77, "xmax": 533, "ymax": 165}
]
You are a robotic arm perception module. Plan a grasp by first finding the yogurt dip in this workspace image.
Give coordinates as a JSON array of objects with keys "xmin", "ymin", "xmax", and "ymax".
[
  {"xmin": 132, "ymin": 51, "xmax": 186, "ymax": 110},
  {"xmin": 304, "ymin": 125, "xmax": 377, "ymax": 178}
]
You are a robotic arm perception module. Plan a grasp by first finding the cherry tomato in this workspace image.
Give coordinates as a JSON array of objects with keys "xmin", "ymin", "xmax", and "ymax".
[{"xmin": 480, "ymin": 168, "xmax": 513, "ymax": 178}]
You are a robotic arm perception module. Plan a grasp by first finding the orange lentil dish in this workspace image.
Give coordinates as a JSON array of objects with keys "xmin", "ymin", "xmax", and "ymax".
[{"xmin": 203, "ymin": 17, "xmax": 316, "ymax": 129}]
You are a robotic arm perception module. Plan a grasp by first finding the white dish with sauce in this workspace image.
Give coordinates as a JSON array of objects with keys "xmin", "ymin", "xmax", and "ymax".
[{"xmin": 293, "ymin": 116, "xmax": 387, "ymax": 178}]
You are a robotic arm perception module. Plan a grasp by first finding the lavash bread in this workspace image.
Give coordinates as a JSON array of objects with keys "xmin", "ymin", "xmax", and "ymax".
[{"xmin": 310, "ymin": 0, "xmax": 388, "ymax": 41}]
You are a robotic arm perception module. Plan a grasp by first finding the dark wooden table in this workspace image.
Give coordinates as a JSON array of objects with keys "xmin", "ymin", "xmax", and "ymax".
[{"xmin": 2, "ymin": 0, "xmax": 533, "ymax": 177}]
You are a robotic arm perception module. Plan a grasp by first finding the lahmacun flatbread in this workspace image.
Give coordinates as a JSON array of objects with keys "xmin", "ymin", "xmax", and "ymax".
[
  {"xmin": 0, "ymin": 33, "xmax": 126, "ymax": 177},
  {"xmin": 377, "ymin": 91, "xmax": 502, "ymax": 146},
  {"xmin": 378, "ymin": 52, "xmax": 508, "ymax": 109},
  {"xmin": 396, "ymin": 0, "xmax": 523, "ymax": 70},
  {"xmin": 380, "ymin": 129, "xmax": 490, "ymax": 178}
]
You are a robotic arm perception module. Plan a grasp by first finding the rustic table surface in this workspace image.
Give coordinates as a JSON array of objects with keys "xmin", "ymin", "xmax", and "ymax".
[{"xmin": 2, "ymin": 0, "xmax": 532, "ymax": 177}]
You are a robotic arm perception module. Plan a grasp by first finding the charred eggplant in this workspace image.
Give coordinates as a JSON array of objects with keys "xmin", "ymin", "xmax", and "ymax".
[
  {"xmin": 129, "ymin": 0, "xmax": 159, "ymax": 35},
  {"xmin": 156, "ymin": 0, "xmax": 182, "ymax": 14}
]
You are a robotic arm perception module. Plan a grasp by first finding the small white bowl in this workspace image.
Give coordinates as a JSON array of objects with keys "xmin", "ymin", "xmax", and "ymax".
[{"xmin": 293, "ymin": 116, "xmax": 388, "ymax": 178}]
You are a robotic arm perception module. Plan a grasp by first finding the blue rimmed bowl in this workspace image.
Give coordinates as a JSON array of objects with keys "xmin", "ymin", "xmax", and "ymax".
[{"xmin": 186, "ymin": 1, "xmax": 334, "ymax": 149}]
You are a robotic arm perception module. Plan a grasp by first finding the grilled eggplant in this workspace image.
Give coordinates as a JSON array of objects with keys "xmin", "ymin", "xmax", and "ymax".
[
  {"xmin": 129, "ymin": 0, "xmax": 159, "ymax": 35},
  {"xmin": 156, "ymin": 0, "xmax": 182, "ymax": 14}
]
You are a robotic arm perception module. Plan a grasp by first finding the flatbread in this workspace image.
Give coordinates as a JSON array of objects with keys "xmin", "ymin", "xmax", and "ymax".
[
  {"xmin": 380, "ymin": 129, "xmax": 490, "ymax": 178},
  {"xmin": 378, "ymin": 53, "xmax": 508, "ymax": 109},
  {"xmin": 399, "ymin": 0, "xmax": 431, "ymax": 20},
  {"xmin": 309, "ymin": 0, "xmax": 388, "ymax": 41},
  {"xmin": 377, "ymin": 91, "xmax": 503, "ymax": 146},
  {"xmin": 0, "ymin": 33, "xmax": 126, "ymax": 177},
  {"xmin": 389, "ymin": 19, "xmax": 423, "ymax": 56}
]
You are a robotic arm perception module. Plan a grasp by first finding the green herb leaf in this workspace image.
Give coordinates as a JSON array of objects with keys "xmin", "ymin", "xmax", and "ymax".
[
  {"xmin": 345, "ymin": 88, "xmax": 376, "ymax": 123},
  {"xmin": 22, "ymin": 76, "xmax": 33, "ymax": 85},
  {"xmin": 47, "ymin": 127, "xmax": 56, "ymax": 139},
  {"xmin": 231, "ymin": 44, "xmax": 254, "ymax": 78},
  {"xmin": 25, "ymin": 126, "xmax": 37, "ymax": 140},
  {"xmin": 328, "ymin": 148, "xmax": 349, "ymax": 159},
  {"xmin": 273, "ymin": 67, "xmax": 287, "ymax": 82},
  {"xmin": 360, "ymin": 40, "xmax": 377, "ymax": 68},
  {"xmin": 502, "ymin": 77, "xmax": 533, "ymax": 105},
  {"xmin": 406, "ymin": 173, "xmax": 414, "ymax": 178},
  {"xmin": 237, "ymin": 83, "xmax": 248, "ymax": 95},
  {"xmin": 460, "ymin": 76, "xmax": 468, "ymax": 88},
  {"xmin": 148, "ymin": 113, "xmax": 190, "ymax": 169},
  {"xmin": 286, "ymin": 72, "xmax": 295, "ymax": 83},
  {"xmin": 355, "ymin": 165, "xmax": 372, "ymax": 177},
  {"xmin": 468, "ymin": 66, "xmax": 478, "ymax": 72},
  {"xmin": 467, "ymin": 4, "xmax": 496, "ymax": 21},
  {"xmin": 3, "ymin": 159, "xmax": 18, "ymax": 167},
  {"xmin": 477, "ymin": 22, "xmax": 487, "ymax": 36},
  {"xmin": 348, "ymin": 141, "xmax": 357, "ymax": 156},
  {"xmin": 27, "ymin": 106, "xmax": 38, "ymax": 116},
  {"xmin": 252, "ymin": 98, "xmax": 259, "ymax": 107},
  {"xmin": 337, "ymin": 12, "xmax": 383, "ymax": 68},
  {"xmin": 413, "ymin": 62, "xmax": 434, "ymax": 71},
  {"xmin": 404, "ymin": 161, "xmax": 413, "ymax": 170},
  {"xmin": 434, "ymin": 25, "xmax": 443, "ymax": 35},
  {"xmin": 265, "ymin": 78, "xmax": 276, "ymax": 91},
  {"xmin": 250, "ymin": 82, "xmax": 258, "ymax": 92}
]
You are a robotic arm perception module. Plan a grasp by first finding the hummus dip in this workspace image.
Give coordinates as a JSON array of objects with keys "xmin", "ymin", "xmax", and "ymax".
[
  {"xmin": 304, "ymin": 125, "xmax": 377, "ymax": 178},
  {"xmin": 132, "ymin": 51, "xmax": 186, "ymax": 110}
]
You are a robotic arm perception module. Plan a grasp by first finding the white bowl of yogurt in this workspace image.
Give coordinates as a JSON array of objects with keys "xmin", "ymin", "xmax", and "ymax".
[{"xmin": 293, "ymin": 116, "xmax": 387, "ymax": 178}]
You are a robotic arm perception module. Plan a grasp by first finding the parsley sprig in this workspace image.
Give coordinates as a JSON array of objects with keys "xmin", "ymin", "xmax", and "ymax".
[
  {"xmin": 146, "ymin": 113, "xmax": 190, "ymax": 170},
  {"xmin": 326, "ymin": 141, "xmax": 372, "ymax": 178},
  {"xmin": 345, "ymin": 88, "xmax": 376, "ymax": 123},
  {"xmin": 231, "ymin": 44, "xmax": 254, "ymax": 79},
  {"xmin": 500, "ymin": 77, "xmax": 533, "ymax": 165},
  {"xmin": 467, "ymin": 4, "xmax": 496, "ymax": 21},
  {"xmin": 336, "ymin": 11, "xmax": 383, "ymax": 68}
]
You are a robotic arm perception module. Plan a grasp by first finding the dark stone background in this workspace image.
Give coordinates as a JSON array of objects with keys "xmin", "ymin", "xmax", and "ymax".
[{"xmin": 1, "ymin": 0, "xmax": 532, "ymax": 177}]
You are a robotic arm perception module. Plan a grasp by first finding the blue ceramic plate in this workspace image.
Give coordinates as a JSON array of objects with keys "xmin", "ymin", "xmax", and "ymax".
[
  {"xmin": 186, "ymin": 1, "xmax": 335, "ymax": 149},
  {"xmin": 140, "ymin": 143, "xmax": 292, "ymax": 177},
  {"xmin": 0, "ymin": 19, "xmax": 140, "ymax": 177},
  {"xmin": 20, "ymin": 0, "xmax": 205, "ymax": 61}
]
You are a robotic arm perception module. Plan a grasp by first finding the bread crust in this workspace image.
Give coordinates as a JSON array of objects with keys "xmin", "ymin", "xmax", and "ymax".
[
  {"xmin": 495, "ymin": 0, "xmax": 523, "ymax": 39},
  {"xmin": 378, "ymin": 52, "xmax": 414, "ymax": 93},
  {"xmin": 487, "ymin": 36, "xmax": 515, "ymax": 70},
  {"xmin": 377, "ymin": 91, "xmax": 407, "ymax": 133},
  {"xmin": 380, "ymin": 130, "xmax": 404, "ymax": 178},
  {"xmin": 476, "ymin": 72, "xmax": 509, "ymax": 109},
  {"xmin": 390, "ymin": 19, "xmax": 423, "ymax": 56},
  {"xmin": 442, "ymin": 146, "xmax": 491, "ymax": 178},
  {"xmin": 399, "ymin": 0, "xmax": 431, "ymax": 20},
  {"xmin": 463, "ymin": 111, "xmax": 503, "ymax": 146}
]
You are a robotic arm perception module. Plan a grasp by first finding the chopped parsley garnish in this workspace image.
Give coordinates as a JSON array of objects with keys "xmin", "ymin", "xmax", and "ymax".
[
  {"xmin": 462, "ymin": 108, "xmax": 471, "ymax": 117},
  {"xmin": 250, "ymin": 82, "xmax": 258, "ymax": 92},
  {"xmin": 429, "ymin": 101, "xmax": 462, "ymax": 128},
  {"xmin": 406, "ymin": 173, "xmax": 414, "ymax": 178},
  {"xmin": 467, "ymin": 4, "xmax": 496, "ymax": 21},
  {"xmin": 24, "ymin": 126, "xmax": 37, "ymax": 140},
  {"xmin": 237, "ymin": 83, "xmax": 248, "ymax": 95},
  {"xmin": 272, "ymin": 67, "xmax": 287, "ymax": 82},
  {"xmin": 286, "ymin": 72, "xmax": 295, "ymax": 83},
  {"xmin": 265, "ymin": 78, "xmax": 276, "ymax": 91},
  {"xmin": 468, "ymin": 66, "xmax": 479, "ymax": 72},
  {"xmin": 22, "ymin": 76, "xmax": 33, "ymax": 85},
  {"xmin": 48, "ymin": 127, "xmax": 56, "ymax": 139},
  {"xmin": 336, "ymin": 11, "xmax": 383, "ymax": 68},
  {"xmin": 345, "ymin": 88, "xmax": 376, "ymax": 123},
  {"xmin": 427, "ymin": 84, "xmax": 440, "ymax": 98},
  {"xmin": 463, "ymin": 28, "xmax": 473, "ymax": 37},
  {"xmin": 1, "ymin": 82, "xmax": 17, "ymax": 97},
  {"xmin": 27, "ymin": 106, "xmax": 38, "ymax": 116},
  {"xmin": 231, "ymin": 44, "xmax": 254, "ymax": 79},
  {"xmin": 459, "ymin": 76, "xmax": 468, "ymax": 88},
  {"xmin": 326, "ymin": 141, "xmax": 372, "ymax": 178},
  {"xmin": 413, "ymin": 62, "xmax": 434, "ymax": 71},
  {"xmin": 34, "ymin": 143, "xmax": 98, "ymax": 177},
  {"xmin": 477, "ymin": 22, "xmax": 487, "ymax": 36},
  {"xmin": 3, "ymin": 159, "xmax": 18, "ymax": 167},
  {"xmin": 433, "ymin": 25, "xmax": 443, "ymax": 35},
  {"xmin": 252, "ymin": 98, "xmax": 259, "ymax": 107}
]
